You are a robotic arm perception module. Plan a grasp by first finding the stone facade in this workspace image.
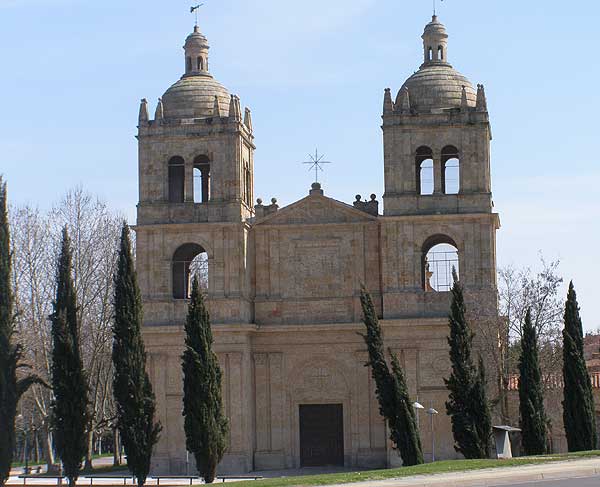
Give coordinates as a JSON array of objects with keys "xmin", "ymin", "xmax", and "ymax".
[{"xmin": 135, "ymin": 16, "xmax": 501, "ymax": 474}]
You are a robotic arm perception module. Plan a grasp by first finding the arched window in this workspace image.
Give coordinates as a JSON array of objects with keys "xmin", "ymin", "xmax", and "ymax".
[
  {"xmin": 438, "ymin": 46, "xmax": 444, "ymax": 60},
  {"xmin": 168, "ymin": 157, "xmax": 185, "ymax": 203},
  {"xmin": 416, "ymin": 146, "xmax": 434, "ymax": 195},
  {"xmin": 243, "ymin": 160, "xmax": 251, "ymax": 207},
  {"xmin": 193, "ymin": 155, "xmax": 210, "ymax": 203},
  {"xmin": 197, "ymin": 57, "xmax": 203, "ymax": 71},
  {"xmin": 172, "ymin": 243, "xmax": 209, "ymax": 299},
  {"xmin": 422, "ymin": 235, "xmax": 459, "ymax": 292},
  {"xmin": 186, "ymin": 57, "xmax": 192, "ymax": 74},
  {"xmin": 442, "ymin": 145, "xmax": 460, "ymax": 195},
  {"xmin": 428, "ymin": 47, "xmax": 433, "ymax": 61}
]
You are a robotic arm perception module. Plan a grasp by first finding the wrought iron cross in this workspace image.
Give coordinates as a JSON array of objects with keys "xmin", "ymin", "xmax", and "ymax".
[
  {"xmin": 190, "ymin": 4, "xmax": 204, "ymax": 25},
  {"xmin": 302, "ymin": 149, "xmax": 332, "ymax": 183}
]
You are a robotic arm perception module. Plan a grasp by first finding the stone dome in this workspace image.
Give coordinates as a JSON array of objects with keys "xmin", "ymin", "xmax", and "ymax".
[
  {"xmin": 161, "ymin": 25, "xmax": 231, "ymax": 120},
  {"xmin": 400, "ymin": 65, "xmax": 476, "ymax": 112},
  {"xmin": 396, "ymin": 15, "xmax": 477, "ymax": 113},
  {"xmin": 162, "ymin": 75, "xmax": 230, "ymax": 120}
]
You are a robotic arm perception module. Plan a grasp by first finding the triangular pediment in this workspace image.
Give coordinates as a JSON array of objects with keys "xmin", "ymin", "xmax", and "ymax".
[{"xmin": 254, "ymin": 193, "xmax": 377, "ymax": 226}]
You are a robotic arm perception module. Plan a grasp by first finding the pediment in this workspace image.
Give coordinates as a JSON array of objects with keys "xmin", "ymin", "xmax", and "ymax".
[{"xmin": 254, "ymin": 194, "xmax": 377, "ymax": 226}]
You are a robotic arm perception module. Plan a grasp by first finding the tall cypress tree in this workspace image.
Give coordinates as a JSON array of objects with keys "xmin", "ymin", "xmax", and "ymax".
[
  {"xmin": 445, "ymin": 270, "xmax": 491, "ymax": 459},
  {"xmin": 50, "ymin": 227, "xmax": 89, "ymax": 487},
  {"xmin": 182, "ymin": 278, "xmax": 228, "ymax": 483},
  {"xmin": 562, "ymin": 281, "xmax": 597, "ymax": 452},
  {"xmin": 0, "ymin": 179, "xmax": 43, "ymax": 487},
  {"xmin": 518, "ymin": 309, "xmax": 547, "ymax": 455},
  {"xmin": 359, "ymin": 286, "xmax": 424, "ymax": 466},
  {"xmin": 112, "ymin": 224, "xmax": 161, "ymax": 487}
]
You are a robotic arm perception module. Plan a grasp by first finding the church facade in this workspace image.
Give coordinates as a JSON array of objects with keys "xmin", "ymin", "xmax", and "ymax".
[{"xmin": 135, "ymin": 15, "xmax": 501, "ymax": 474}]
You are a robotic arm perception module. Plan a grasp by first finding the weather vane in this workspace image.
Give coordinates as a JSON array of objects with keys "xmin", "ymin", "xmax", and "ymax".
[
  {"xmin": 302, "ymin": 149, "xmax": 332, "ymax": 183},
  {"xmin": 190, "ymin": 4, "xmax": 204, "ymax": 26}
]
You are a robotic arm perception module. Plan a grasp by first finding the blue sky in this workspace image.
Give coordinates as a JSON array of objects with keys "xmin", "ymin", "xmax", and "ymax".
[{"xmin": 1, "ymin": 0, "xmax": 599, "ymax": 331}]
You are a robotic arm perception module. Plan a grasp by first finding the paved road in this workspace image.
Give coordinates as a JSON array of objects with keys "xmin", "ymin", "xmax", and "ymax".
[{"xmin": 492, "ymin": 475, "xmax": 600, "ymax": 487}]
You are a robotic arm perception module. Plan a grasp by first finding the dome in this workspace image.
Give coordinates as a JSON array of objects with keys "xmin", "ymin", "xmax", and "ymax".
[
  {"xmin": 395, "ymin": 15, "xmax": 477, "ymax": 113},
  {"xmin": 400, "ymin": 64, "xmax": 476, "ymax": 112},
  {"xmin": 162, "ymin": 75, "xmax": 230, "ymax": 120},
  {"xmin": 160, "ymin": 25, "xmax": 231, "ymax": 120}
]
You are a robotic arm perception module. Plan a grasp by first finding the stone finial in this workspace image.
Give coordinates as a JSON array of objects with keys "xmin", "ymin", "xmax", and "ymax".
[
  {"xmin": 154, "ymin": 98, "xmax": 164, "ymax": 121},
  {"xmin": 395, "ymin": 87, "xmax": 411, "ymax": 113},
  {"xmin": 353, "ymin": 193, "xmax": 379, "ymax": 216},
  {"xmin": 383, "ymin": 88, "xmax": 394, "ymax": 115},
  {"xmin": 229, "ymin": 95, "xmax": 242, "ymax": 121},
  {"xmin": 138, "ymin": 98, "xmax": 149, "ymax": 126},
  {"xmin": 213, "ymin": 96, "xmax": 221, "ymax": 118},
  {"xmin": 461, "ymin": 86, "xmax": 469, "ymax": 110},
  {"xmin": 310, "ymin": 182, "xmax": 324, "ymax": 196},
  {"xmin": 476, "ymin": 84, "xmax": 488, "ymax": 112},
  {"xmin": 244, "ymin": 107, "xmax": 253, "ymax": 132}
]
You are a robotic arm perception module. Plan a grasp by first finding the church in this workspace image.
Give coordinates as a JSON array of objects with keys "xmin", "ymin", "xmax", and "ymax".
[{"xmin": 135, "ymin": 14, "xmax": 501, "ymax": 474}]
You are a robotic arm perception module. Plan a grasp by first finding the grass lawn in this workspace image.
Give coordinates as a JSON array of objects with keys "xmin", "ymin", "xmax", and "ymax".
[{"xmin": 235, "ymin": 451, "xmax": 600, "ymax": 487}]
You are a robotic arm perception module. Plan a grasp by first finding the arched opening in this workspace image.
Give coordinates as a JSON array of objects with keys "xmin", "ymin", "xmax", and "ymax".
[
  {"xmin": 416, "ymin": 146, "xmax": 434, "ymax": 195},
  {"xmin": 442, "ymin": 145, "xmax": 460, "ymax": 194},
  {"xmin": 428, "ymin": 47, "xmax": 433, "ymax": 61},
  {"xmin": 197, "ymin": 57, "xmax": 203, "ymax": 71},
  {"xmin": 193, "ymin": 155, "xmax": 210, "ymax": 203},
  {"xmin": 172, "ymin": 243, "xmax": 209, "ymax": 299},
  {"xmin": 438, "ymin": 46, "xmax": 444, "ymax": 60},
  {"xmin": 243, "ymin": 160, "xmax": 251, "ymax": 207},
  {"xmin": 422, "ymin": 235, "xmax": 459, "ymax": 292},
  {"xmin": 186, "ymin": 57, "xmax": 192, "ymax": 74},
  {"xmin": 168, "ymin": 156, "xmax": 185, "ymax": 203}
]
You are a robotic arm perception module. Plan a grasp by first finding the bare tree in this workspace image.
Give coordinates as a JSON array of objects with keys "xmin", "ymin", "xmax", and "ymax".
[
  {"xmin": 477, "ymin": 256, "xmax": 564, "ymax": 423},
  {"xmin": 11, "ymin": 188, "xmax": 123, "ymax": 471}
]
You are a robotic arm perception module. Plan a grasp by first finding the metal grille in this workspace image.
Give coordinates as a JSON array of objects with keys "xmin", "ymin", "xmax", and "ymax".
[{"xmin": 425, "ymin": 244, "xmax": 458, "ymax": 292}]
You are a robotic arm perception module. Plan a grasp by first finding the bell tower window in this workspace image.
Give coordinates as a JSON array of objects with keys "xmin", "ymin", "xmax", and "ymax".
[
  {"xmin": 172, "ymin": 243, "xmax": 209, "ymax": 299},
  {"xmin": 438, "ymin": 46, "xmax": 444, "ymax": 60},
  {"xmin": 441, "ymin": 145, "xmax": 460, "ymax": 194},
  {"xmin": 168, "ymin": 156, "xmax": 185, "ymax": 203},
  {"xmin": 422, "ymin": 235, "xmax": 459, "ymax": 292},
  {"xmin": 416, "ymin": 146, "xmax": 434, "ymax": 195},
  {"xmin": 193, "ymin": 155, "xmax": 210, "ymax": 203}
]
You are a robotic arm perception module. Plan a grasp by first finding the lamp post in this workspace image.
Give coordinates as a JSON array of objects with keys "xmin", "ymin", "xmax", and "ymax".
[
  {"xmin": 425, "ymin": 407, "xmax": 439, "ymax": 462},
  {"xmin": 412, "ymin": 401, "xmax": 424, "ymax": 429}
]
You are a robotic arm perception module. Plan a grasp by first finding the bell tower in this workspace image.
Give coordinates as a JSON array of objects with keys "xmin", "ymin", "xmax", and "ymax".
[
  {"xmin": 380, "ymin": 15, "xmax": 500, "ymax": 319},
  {"xmin": 382, "ymin": 15, "xmax": 492, "ymax": 217},
  {"xmin": 137, "ymin": 25, "xmax": 255, "ymax": 225}
]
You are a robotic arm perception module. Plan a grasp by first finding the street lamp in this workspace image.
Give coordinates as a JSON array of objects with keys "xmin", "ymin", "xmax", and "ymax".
[
  {"xmin": 425, "ymin": 407, "xmax": 439, "ymax": 462},
  {"xmin": 412, "ymin": 402, "xmax": 424, "ymax": 429}
]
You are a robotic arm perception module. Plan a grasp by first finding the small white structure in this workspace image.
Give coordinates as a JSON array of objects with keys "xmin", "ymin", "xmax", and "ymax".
[{"xmin": 493, "ymin": 426, "xmax": 521, "ymax": 459}]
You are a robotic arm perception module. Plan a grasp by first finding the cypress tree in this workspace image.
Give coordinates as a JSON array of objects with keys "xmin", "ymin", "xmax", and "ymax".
[
  {"xmin": 50, "ymin": 227, "xmax": 89, "ymax": 487},
  {"xmin": 562, "ymin": 281, "xmax": 597, "ymax": 451},
  {"xmin": 444, "ymin": 270, "xmax": 491, "ymax": 459},
  {"xmin": 112, "ymin": 224, "xmax": 161, "ymax": 487},
  {"xmin": 182, "ymin": 277, "xmax": 228, "ymax": 483},
  {"xmin": 0, "ymin": 179, "xmax": 43, "ymax": 487},
  {"xmin": 518, "ymin": 309, "xmax": 547, "ymax": 455},
  {"xmin": 359, "ymin": 286, "xmax": 424, "ymax": 466}
]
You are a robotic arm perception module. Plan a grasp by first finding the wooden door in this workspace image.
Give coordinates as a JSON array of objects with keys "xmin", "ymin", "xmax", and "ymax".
[{"xmin": 299, "ymin": 404, "xmax": 344, "ymax": 467}]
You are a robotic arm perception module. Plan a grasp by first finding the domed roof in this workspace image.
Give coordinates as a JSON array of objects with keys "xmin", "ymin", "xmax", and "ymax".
[
  {"xmin": 162, "ymin": 75, "xmax": 230, "ymax": 120},
  {"xmin": 396, "ymin": 15, "xmax": 477, "ymax": 112},
  {"xmin": 161, "ymin": 25, "xmax": 231, "ymax": 120},
  {"xmin": 400, "ymin": 65, "xmax": 476, "ymax": 112}
]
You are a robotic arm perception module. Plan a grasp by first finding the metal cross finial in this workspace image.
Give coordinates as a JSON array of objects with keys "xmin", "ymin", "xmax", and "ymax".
[
  {"xmin": 190, "ymin": 4, "xmax": 204, "ymax": 26},
  {"xmin": 302, "ymin": 149, "xmax": 332, "ymax": 183},
  {"xmin": 433, "ymin": 0, "xmax": 444, "ymax": 16}
]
